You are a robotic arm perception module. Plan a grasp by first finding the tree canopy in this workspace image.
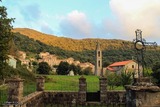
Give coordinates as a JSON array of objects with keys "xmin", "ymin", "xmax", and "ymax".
[
  {"xmin": 56, "ymin": 61, "xmax": 70, "ymax": 75},
  {"xmin": 0, "ymin": 2, "xmax": 14, "ymax": 79},
  {"xmin": 37, "ymin": 62, "xmax": 51, "ymax": 74},
  {"xmin": 152, "ymin": 61, "xmax": 160, "ymax": 86}
]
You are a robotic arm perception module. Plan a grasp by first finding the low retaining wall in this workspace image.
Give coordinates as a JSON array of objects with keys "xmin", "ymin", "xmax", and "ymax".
[
  {"xmin": 2, "ymin": 77, "xmax": 160, "ymax": 107},
  {"xmin": 43, "ymin": 91, "xmax": 78, "ymax": 106},
  {"xmin": 3, "ymin": 91, "xmax": 126, "ymax": 107},
  {"xmin": 107, "ymin": 90, "xmax": 126, "ymax": 105},
  {"xmin": 43, "ymin": 91, "xmax": 126, "ymax": 106}
]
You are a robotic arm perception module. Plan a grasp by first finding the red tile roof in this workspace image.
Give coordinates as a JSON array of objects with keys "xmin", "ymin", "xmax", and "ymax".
[
  {"xmin": 106, "ymin": 67, "xmax": 114, "ymax": 71},
  {"xmin": 109, "ymin": 60, "xmax": 134, "ymax": 67}
]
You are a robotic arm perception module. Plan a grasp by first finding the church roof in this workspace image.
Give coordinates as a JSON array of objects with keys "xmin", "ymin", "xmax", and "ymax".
[{"xmin": 109, "ymin": 60, "xmax": 134, "ymax": 67}]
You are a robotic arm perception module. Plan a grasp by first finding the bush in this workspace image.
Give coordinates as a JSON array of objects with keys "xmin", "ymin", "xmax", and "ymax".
[
  {"xmin": 120, "ymin": 71, "xmax": 132, "ymax": 87},
  {"xmin": 152, "ymin": 62, "xmax": 160, "ymax": 86},
  {"xmin": 107, "ymin": 73, "xmax": 121, "ymax": 90},
  {"xmin": 56, "ymin": 61, "xmax": 70, "ymax": 75},
  {"xmin": 0, "ymin": 64, "xmax": 35, "ymax": 84},
  {"xmin": 37, "ymin": 62, "xmax": 51, "ymax": 74},
  {"xmin": 82, "ymin": 67, "xmax": 93, "ymax": 75}
]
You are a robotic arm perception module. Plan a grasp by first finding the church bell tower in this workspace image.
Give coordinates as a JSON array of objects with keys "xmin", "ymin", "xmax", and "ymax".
[{"xmin": 95, "ymin": 42, "xmax": 102, "ymax": 76}]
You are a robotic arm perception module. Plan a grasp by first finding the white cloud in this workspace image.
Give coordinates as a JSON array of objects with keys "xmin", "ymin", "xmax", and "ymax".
[
  {"xmin": 59, "ymin": 10, "xmax": 92, "ymax": 39},
  {"xmin": 109, "ymin": 0, "xmax": 160, "ymax": 41}
]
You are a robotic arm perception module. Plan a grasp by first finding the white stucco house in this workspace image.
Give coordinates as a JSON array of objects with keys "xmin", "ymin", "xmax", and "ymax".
[{"xmin": 7, "ymin": 55, "xmax": 17, "ymax": 68}]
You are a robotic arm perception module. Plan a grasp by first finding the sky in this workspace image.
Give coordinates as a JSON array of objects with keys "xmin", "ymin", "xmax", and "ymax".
[{"xmin": 1, "ymin": 0, "xmax": 160, "ymax": 44}]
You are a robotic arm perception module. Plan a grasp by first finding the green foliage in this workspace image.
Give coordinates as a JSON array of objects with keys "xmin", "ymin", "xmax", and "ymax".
[
  {"xmin": 152, "ymin": 62, "xmax": 160, "ymax": 86},
  {"xmin": 32, "ymin": 61, "xmax": 38, "ymax": 66},
  {"xmin": 120, "ymin": 71, "xmax": 133, "ymax": 87},
  {"xmin": 70, "ymin": 64, "xmax": 82, "ymax": 75},
  {"xmin": 0, "ymin": 3, "xmax": 14, "ymax": 79},
  {"xmin": 106, "ymin": 73, "xmax": 121, "ymax": 90},
  {"xmin": 82, "ymin": 67, "xmax": 93, "ymax": 75},
  {"xmin": 102, "ymin": 61, "xmax": 110, "ymax": 67},
  {"xmin": 37, "ymin": 62, "xmax": 51, "ymax": 74},
  {"xmin": 143, "ymin": 67, "xmax": 152, "ymax": 77},
  {"xmin": 56, "ymin": 61, "xmax": 70, "ymax": 75},
  {"xmin": 0, "ymin": 62, "xmax": 35, "ymax": 84}
]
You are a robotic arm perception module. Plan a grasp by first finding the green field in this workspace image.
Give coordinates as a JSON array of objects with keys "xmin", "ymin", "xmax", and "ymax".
[
  {"xmin": 44, "ymin": 75, "xmax": 99, "ymax": 92},
  {"xmin": 44, "ymin": 75, "xmax": 124, "ymax": 92}
]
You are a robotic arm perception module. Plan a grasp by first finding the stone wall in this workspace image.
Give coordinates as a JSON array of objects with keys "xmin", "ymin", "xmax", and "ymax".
[
  {"xmin": 6, "ymin": 78, "xmax": 24, "ymax": 102},
  {"xmin": 125, "ymin": 85, "xmax": 160, "ymax": 107},
  {"xmin": 3, "ymin": 76, "xmax": 160, "ymax": 107},
  {"xmin": 107, "ymin": 91, "xmax": 126, "ymax": 105},
  {"xmin": 99, "ymin": 77, "xmax": 107, "ymax": 104},
  {"xmin": 43, "ymin": 91, "xmax": 78, "ymax": 106},
  {"xmin": 20, "ymin": 91, "xmax": 44, "ymax": 107},
  {"xmin": 78, "ymin": 76, "xmax": 87, "ymax": 105}
]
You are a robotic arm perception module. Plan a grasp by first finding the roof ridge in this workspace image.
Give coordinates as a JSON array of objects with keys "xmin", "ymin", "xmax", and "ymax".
[{"xmin": 109, "ymin": 60, "xmax": 134, "ymax": 67}]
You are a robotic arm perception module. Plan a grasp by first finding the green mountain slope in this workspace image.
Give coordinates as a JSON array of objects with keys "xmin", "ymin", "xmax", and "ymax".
[{"xmin": 13, "ymin": 28, "xmax": 132, "ymax": 51}]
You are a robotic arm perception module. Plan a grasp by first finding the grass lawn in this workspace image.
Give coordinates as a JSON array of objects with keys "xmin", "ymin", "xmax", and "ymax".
[
  {"xmin": 23, "ymin": 82, "xmax": 36, "ymax": 96},
  {"xmin": 44, "ymin": 75, "xmax": 124, "ymax": 91},
  {"xmin": 44, "ymin": 75, "xmax": 99, "ymax": 92},
  {"xmin": 0, "ymin": 85, "xmax": 8, "ymax": 106}
]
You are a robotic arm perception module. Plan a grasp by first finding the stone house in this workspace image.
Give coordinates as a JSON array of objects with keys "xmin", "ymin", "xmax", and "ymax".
[
  {"xmin": 38, "ymin": 52, "xmax": 61, "ymax": 67},
  {"xmin": 39, "ymin": 52, "xmax": 50, "ymax": 58},
  {"xmin": 78, "ymin": 62, "xmax": 95, "ymax": 73},
  {"xmin": 18, "ymin": 51, "xmax": 26, "ymax": 60},
  {"xmin": 64, "ymin": 57, "xmax": 74, "ymax": 65},
  {"xmin": 17, "ymin": 51, "xmax": 29, "ymax": 65},
  {"xmin": 38, "ymin": 52, "xmax": 95, "ymax": 74},
  {"xmin": 106, "ymin": 60, "xmax": 140, "ymax": 77}
]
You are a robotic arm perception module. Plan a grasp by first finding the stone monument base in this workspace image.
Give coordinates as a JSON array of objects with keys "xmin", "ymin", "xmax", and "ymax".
[{"xmin": 125, "ymin": 77, "xmax": 160, "ymax": 107}]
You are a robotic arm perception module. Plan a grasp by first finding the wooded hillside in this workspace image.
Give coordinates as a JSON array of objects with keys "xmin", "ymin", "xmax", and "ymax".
[
  {"xmin": 12, "ymin": 28, "xmax": 160, "ymax": 68},
  {"xmin": 13, "ymin": 28, "xmax": 132, "ymax": 51}
]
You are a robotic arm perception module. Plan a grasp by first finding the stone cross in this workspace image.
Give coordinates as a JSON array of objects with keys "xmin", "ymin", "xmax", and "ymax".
[{"xmin": 133, "ymin": 29, "xmax": 157, "ymax": 78}]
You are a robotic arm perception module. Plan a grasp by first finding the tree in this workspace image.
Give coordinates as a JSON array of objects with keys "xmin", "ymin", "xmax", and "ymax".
[
  {"xmin": 107, "ymin": 73, "xmax": 121, "ymax": 90},
  {"xmin": 37, "ymin": 62, "xmax": 51, "ymax": 74},
  {"xmin": 56, "ymin": 61, "xmax": 70, "ymax": 75},
  {"xmin": 83, "ymin": 67, "xmax": 93, "ymax": 75},
  {"xmin": 0, "ymin": 2, "xmax": 14, "ymax": 80},
  {"xmin": 143, "ymin": 67, "xmax": 152, "ymax": 77},
  {"xmin": 102, "ymin": 61, "xmax": 110, "ymax": 67},
  {"xmin": 152, "ymin": 61, "xmax": 160, "ymax": 86},
  {"xmin": 70, "ymin": 64, "xmax": 82, "ymax": 75},
  {"xmin": 120, "ymin": 71, "xmax": 132, "ymax": 87}
]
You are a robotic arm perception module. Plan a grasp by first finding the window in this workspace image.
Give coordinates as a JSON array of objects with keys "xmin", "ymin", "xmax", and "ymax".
[
  {"xmin": 98, "ymin": 51, "xmax": 100, "ymax": 57},
  {"xmin": 132, "ymin": 65, "xmax": 134, "ymax": 68},
  {"xmin": 98, "ymin": 60, "xmax": 101, "ymax": 67}
]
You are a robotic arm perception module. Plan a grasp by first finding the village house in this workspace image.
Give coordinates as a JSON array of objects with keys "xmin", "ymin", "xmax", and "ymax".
[
  {"xmin": 17, "ymin": 51, "xmax": 29, "ymax": 65},
  {"xmin": 39, "ymin": 52, "xmax": 50, "ymax": 58},
  {"xmin": 38, "ymin": 52, "xmax": 61, "ymax": 67},
  {"xmin": 38, "ymin": 52, "xmax": 95, "ymax": 73},
  {"xmin": 18, "ymin": 51, "xmax": 26, "ymax": 60},
  {"xmin": 74, "ymin": 61, "xmax": 80, "ymax": 65},
  {"xmin": 64, "ymin": 57, "xmax": 74, "ymax": 65},
  {"xmin": 39, "ymin": 52, "xmax": 78, "ymax": 67},
  {"xmin": 16, "ymin": 51, "xmax": 35, "ymax": 71},
  {"xmin": 106, "ymin": 60, "xmax": 140, "ymax": 77},
  {"xmin": 78, "ymin": 62, "xmax": 95, "ymax": 73},
  {"xmin": 7, "ymin": 55, "xmax": 17, "ymax": 68}
]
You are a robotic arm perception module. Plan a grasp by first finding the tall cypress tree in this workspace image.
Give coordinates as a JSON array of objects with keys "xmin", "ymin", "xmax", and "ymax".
[{"xmin": 0, "ymin": 1, "xmax": 14, "ymax": 80}]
